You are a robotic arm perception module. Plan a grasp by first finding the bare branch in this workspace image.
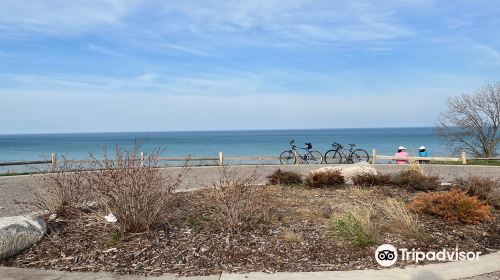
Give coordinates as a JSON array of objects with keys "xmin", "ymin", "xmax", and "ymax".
[{"xmin": 436, "ymin": 82, "xmax": 500, "ymax": 157}]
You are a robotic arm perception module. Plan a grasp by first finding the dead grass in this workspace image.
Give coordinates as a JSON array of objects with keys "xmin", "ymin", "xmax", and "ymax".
[
  {"xmin": 281, "ymin": 228, "xmax": 304, "ymax": 243},
  {"xmin": 330, "ymin": 205, "xmax": 379, "ymax": 247},
  {"xmin": 381, "ymin": 198, "xmax": 422, "ymax": 238}
]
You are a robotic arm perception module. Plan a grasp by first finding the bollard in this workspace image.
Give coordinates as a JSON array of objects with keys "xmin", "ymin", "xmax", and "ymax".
[
  {"xmin": 219, "ymin": 152, "xmax": 224, "ymax": 165},
  {"xmin": 51, "ymin": 153, "xmax": 57, "ymax": 171}
]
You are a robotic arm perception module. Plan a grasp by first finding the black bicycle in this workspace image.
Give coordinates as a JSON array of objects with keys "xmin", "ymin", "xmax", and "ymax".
[
  {"xmin": 280, "ymin": 140, "xmax": 323, "ymax": 164},
  {"xmin": 324, "ymin": 142, "xmax": 369, "ymax": 164}
]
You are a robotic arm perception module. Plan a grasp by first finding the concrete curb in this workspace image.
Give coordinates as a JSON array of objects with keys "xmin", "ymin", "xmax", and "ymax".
[{"xmin": 2, "ymin": 251, "xmax": 500, "ymax": 280}]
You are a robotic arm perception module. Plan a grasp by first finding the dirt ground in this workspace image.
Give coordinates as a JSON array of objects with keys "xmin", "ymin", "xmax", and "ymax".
[{"xmin": 3, "ymin": 184, "xmax": 499, "ymax": 276}]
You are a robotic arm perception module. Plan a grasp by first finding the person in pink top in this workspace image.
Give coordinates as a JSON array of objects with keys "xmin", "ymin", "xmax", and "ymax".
[{"xmin": 395, "ymin": 146, "xmax": 409, "ymax": 164}]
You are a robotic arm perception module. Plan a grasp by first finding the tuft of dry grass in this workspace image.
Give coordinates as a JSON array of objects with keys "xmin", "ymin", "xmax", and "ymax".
[
  {"xmin": 304, "ymin": 170, "xmax": 345, "ymax": 188},
  {"xmin": 381, "ymin": 198, "xmax": 422, "ymax": 238},
  {"xmin": 330, "ymin": 205, "xmax": 379, "ymax": 247},
  {"xmin": 266, "ymin": 169, "xmax": 303, "ymax": 186},
  {"xmin": 281, "ymin": 228, "xmax": 304, "ymax": 243},
  {"xmin": 409, "ymin": 190, "xmax": 491, "ymax": 224},
  {"xmin": 349, "ymin": 186, "xmax": 375, "ymax": 199}
]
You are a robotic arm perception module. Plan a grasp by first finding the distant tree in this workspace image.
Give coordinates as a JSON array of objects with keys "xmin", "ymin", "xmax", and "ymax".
[{"xmin": 436, "ymin": 82, "xmax": 500, "ymax": 158}]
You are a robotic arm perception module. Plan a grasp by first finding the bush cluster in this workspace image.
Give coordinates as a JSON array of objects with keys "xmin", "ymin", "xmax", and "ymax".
[
  {"xmin": 266, "ymin": 169, "xmax": 303, "ymax": 185},
  {"xmin": 453, "ymin": 176, "xmax": 500, "ymax": 208},
  {"xmin": 202, "ymin": 166, "xmax": 267, "ymax": 233},
  {"xmin": 390, "ymin": 169, "xmax": 441, "ymax": 191},
  {"xmin": 304, "ymin": 170, "xmax": 345, "ymax": 188},
  {"xmin": 409, "ymin": 190, "xmax": 490, "ymax": 224},
  {"xmin": 34, "ymin": 145, "xmax": 187, "ymax": 233},
  {"xmin": 351, "ymin": 169, "xmax": 440, "ymax": 192},
  {"xmin": 351, "ymin": 173, "xmax": 392, "ymax": 187}
]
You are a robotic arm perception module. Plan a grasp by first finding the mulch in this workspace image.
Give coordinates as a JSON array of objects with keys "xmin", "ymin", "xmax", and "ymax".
[{"xmin": 2, "ymin": 185, "xmax": 500, "ymax": 276}]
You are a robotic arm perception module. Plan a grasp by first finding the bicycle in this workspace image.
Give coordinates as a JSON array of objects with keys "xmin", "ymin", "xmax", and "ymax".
[
  {"xmin": 280, "ymin": 140, "xmax": 323, "ymax": 164},
  {"xmin": 324, "ymin": 142, "xmax": 369, "ymax": 164}
]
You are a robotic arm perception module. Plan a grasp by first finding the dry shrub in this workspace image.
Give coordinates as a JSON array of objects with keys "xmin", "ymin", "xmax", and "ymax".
[
  {"xmin": 381, "ymin": 198, "xmax": 422, "ymax": 237},
  {"xmin": 305, "ymin": 170, "xmax": 345, "ymax": 188},
  {"xmin": 203, "ymin": 166, "xmax": 266, "ymax": 233},
  {"xmin": 351, "ymin": 173, "xmax": 392, "ymax": 187},
  {"xmin": 409, "ymin": 190, "xmax": 490, "ymax": 224},
  {"xmin": 86, "ymin": 145, "xmax": 187, "ymax": 233},
  {"xmin": 453, "ymin": 176, "xmax": 500, "ymax": 204},
  {"xmin": 487, "ymin": 189, "xmax": 500, "ymax": 209},
  {"xmin": 330, "ymin": 206, "xmax": 379, "ymax": 247},
  {"xmin": 266, "ymin": 169, "xmax": 302, "ymax": 185},
  {"xmin": 391, "ymin": 169, "xmax": 440, "ymax": 191},
  {"xmin": 27, "ymin": 159, "xmax": 91, "ymax": 216}
]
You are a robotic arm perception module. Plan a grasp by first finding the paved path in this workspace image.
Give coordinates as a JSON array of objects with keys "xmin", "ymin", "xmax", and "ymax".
[
  {"xmin": 1, "ymin": 164, "xmax": 500, "ymax": 217},
  {"xmin": 1, "ymin": 250, "xmax": 500, "ymax": 280}
]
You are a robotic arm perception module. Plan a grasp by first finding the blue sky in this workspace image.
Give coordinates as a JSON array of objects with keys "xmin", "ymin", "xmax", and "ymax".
[{"xmin": 1, "ymin": 0, "xmax": 499, "ymax": 134}]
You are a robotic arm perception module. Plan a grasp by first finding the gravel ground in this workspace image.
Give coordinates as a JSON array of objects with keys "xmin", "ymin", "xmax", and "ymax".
[
  {"xmin": 461, "ymin": 271, "xmax": 500, "ymax": 279},
  {"xmin": 1, "ymin": 164, "xmax": 500, "ymax": 217}
]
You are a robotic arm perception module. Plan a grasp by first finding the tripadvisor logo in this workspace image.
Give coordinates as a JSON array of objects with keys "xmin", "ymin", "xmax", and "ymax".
[
  {"xmin": 375, "ymin": 244, "xmax": 481, "ymax": 267},
  {"xmin": 375, "ymin": 244, "xmax": 398, "ymax": 267}
]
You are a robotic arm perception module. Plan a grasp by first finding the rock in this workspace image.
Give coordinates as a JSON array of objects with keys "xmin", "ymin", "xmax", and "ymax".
[
  {"xmin": 309, "ymin": 161, "xmax": 377, "ymax": 185},
  {"xmin": 0, "ymin": 215, "xmax": 46, "ymax": 260}
]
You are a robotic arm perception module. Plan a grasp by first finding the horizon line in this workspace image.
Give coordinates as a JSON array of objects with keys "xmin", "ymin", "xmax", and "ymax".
[{"xmin": 0, "ymin": 126, "xmax": 438, "ymax": 136}]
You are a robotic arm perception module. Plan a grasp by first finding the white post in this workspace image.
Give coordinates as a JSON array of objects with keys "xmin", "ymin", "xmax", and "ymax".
[
  {"xmin": 461, "ymin": 151, "xmax": 467, "ymax": 165},
  {"xmin": 51, "ymin": 153, "xmax": 57, "ymax": 171},
  {"xmin": 372, "ymin": 149, "xmax": 377, "ymax": 164},
  {"xmin": 219, "ymin": 152, "xmax": 224, "ymax": 165},
  {"xmin": 140, "ymin": 152, "xmax": 145, "ymax": 167}
]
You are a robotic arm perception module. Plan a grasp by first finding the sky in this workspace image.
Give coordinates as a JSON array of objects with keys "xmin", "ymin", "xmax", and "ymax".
[{"xmin": 1, "ymin": 0, "xmax": 500, "ymax": 134}]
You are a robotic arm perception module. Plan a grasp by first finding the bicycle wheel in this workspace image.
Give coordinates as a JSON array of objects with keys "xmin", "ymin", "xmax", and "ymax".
[
  {"xmin": 306, "ymin": 151, "xmax": 323, "ymax": 164},
  {"xmin": 351, "ymin": 149, "xmax": 370, "ymax": 163},
  {"xmin": 324, "ymin": 150, "xmax": 342, "ymax": 164},
  {"xmin": 280, "ymin": 150, "xmax": 296, "ymax": 164}
]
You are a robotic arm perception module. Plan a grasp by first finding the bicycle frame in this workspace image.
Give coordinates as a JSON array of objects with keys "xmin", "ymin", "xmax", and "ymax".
[
  {"xmin": 290, "ymin": 144, "xmax": 311, "ymax": 160},
  {"xmin": 331, "ymin": 144, "xmax": 355, "ymax": 160}
]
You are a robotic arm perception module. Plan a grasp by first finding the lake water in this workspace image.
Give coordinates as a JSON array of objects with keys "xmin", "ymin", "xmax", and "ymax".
[{"xmin": 0, "ymin": 127, "xmax": 447, "ymax": 173}]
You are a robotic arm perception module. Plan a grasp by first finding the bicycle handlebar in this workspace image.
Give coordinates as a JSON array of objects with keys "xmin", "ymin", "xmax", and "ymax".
[{"xmin": 332, "ymin": 142, "xmax": 343, "ymax": 149}]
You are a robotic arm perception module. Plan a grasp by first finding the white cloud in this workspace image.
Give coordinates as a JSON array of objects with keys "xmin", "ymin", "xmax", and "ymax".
[
  {"xmin": 159, "ymin": 43, "xmax": 210, "ymax": 56},
  {"xmin": 136, "ymin": 73, "xmax": 158, "ymax": 81},
  {"xmin": 147, "ymin": 0, "xmax": 412, "ymax": 44},
  {"xmin": 0, "ymin": 0, "xmax": 414, "ymax": 46},
  {"xmin": 473, "ymin": 43, "xmax": 500, "ymax": 63},
  {"xmin": 88, "ymin": 44, "xmax": 126, "ymax": 57},
  {"xmin": 0, "ymin": 0, "xmax": 137, "ymax": 36}
]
